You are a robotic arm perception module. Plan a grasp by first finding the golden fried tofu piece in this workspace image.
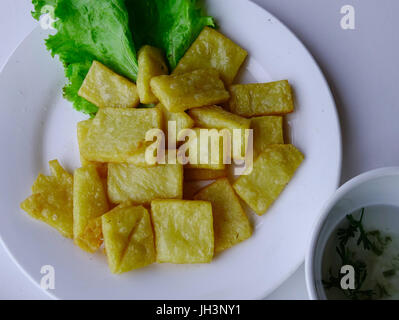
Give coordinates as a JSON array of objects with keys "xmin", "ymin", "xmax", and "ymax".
[
  {"xmin": 189, "ymin": 105, "xmax": 250, "ymax": 130},
  {"xmin": 173, "ymin": 27, "xmax": 248, "ymax": 85},
  {"xmin": 73, "ymin": 165, "xmax": 109, "ymax": 253},
  {"xmin": 77, "ymin": 120, "xmax": 107, "ymax": 177},
  {"xmin": 188, "ymin": 105, "xmax": 251, "ymax": 159},
  {"xmin": 251, "ymin": 116, "xmax": 284, "ymax": 156},
  {"xmin": 107, "ymin": 163, "xmax": 183, "ymax": 204},
  {"xmin": 150, "ymin": 69, "xmax": 230, "ymax": 113},
  {"xmin": 80, "ymin": 108, "xmax": 162, "ymax": 163},
  {"xmin": 233, "ymin": 144, "xmax": 304, "ymax": 215},
  {"xmin": 79, "ymin": 119, "xmax": 150, "ymax": 169},
  {"xmin": 20, "ymin": 160, "xmax": 73, "ymax": 238},
  {"xmin": 184, "ymin": 168, "xmax": 227, "ymax": 181},
  {"xmin": 229, "ymin": 81, "xmax": 294, "ymax": 117},
  {"xmin": 157, "ymin": 103, "xmax": 194, "ymax": 139},
  {"xmin": 77, "ymin": 120, "xmax": 91, "ymax": 167},
  {"xmin": 178, "ymin": 128, "xmax": 226, "ymax": 170},
  {"xmin": 102, "ymin": 204, "xmax": 155, "ymax": 274},
  {"xmin": 78, "ymin": 61, "xmax": 140, "ymax": 108},
  {"xmin": 151, "ymin": 200, "xmax": 214, "ymax": 263},
  {"xmin": 137, "ymin": 46, "xmax": 168, "ymax": 104},
  {"xmin": 82, "ymin": 216, "xmax": 103, "ymax": 252},
  {"xmin": 194, "ymin": 178, "xmax": 252, "ymax": 253}
]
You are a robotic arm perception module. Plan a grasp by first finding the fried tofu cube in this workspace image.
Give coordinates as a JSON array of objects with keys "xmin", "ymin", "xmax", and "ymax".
[
  {"xmin": 20, "ymin": 160, "xmax": 74, "ymax": 238},
  {"xmin": 188, "ymin": 105, "xmax": 250, "ymax": 130},
  {"xmin": 137, "ymin": 46, "xmax": 168, "ymax": 104},
  {"xmin": 80, "ymin": 108, "xmax": 162, "ymax": 163},
  {"xmin": 184, "ymin": 168, "xmax": 227, "ymax": 181},
  {"xmin": 82, "ymin": 216, "xmax": 103, "ymax": 252},
  {"xmin": 77, "ymin": 120, "xmax": 91, "ymax": 167},
  {"xmin": 77, "ymin": 120, "xmax": 107, "ymax": 177},
  {"xmin": 251, "ymin": 116, "xmax": 284, "ymax": 156},
  {"xmin": 188, "ymin": 105, "xmax": 251, "ymax": 159},
  {"xmin": 157, "ymin": 103, "xmax": 194, "ymax": 138},
  {"xmin": 73, "ymin": 165, "xmax": 109, "ymax": 253},
  {"xmin": 173, "ymin": 27, "xmax": 248, "ymax": 85},
  {"xmin": 151, "ymin": 200, "xmax": 214, "ymax": 263},
  {"xmin": 107, "ymin": 163, "xmax": 183, "ymax": 204},
  {"xmin": 78, "ymin": 61, "xmax": 140, "ymax": 108},
  {"xmin": 229, "ymin": 81, "xmax": 294, "ymax": 117},
  {"xmin": 102, "ymin": 204, "xmax": 155, "ymax": 273},
  {"xmin": 194, "ymin": 178, "xmax": 252, "ymax": 253},
  {"xmin": 178, "ymin": 128, "xmax": 226, "ymax": 170},
  {"xmin": 233, "ymin": 144, "xmax": 304, "ymax": 215},
  {"xmin": 150, "ymin": 69, "xmax": 230, "ymax": 113},
  {"xmin": 79, "ymin": 119, "xmax": 150, "ymax": 169}
]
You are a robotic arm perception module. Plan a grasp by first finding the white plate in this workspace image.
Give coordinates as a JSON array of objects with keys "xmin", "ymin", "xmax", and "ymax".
[{"xmin": 0, "ymin": 0, "xmax": 341, "ymax": 299}]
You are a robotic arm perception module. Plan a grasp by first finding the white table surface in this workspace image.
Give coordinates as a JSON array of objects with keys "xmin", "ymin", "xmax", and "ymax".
[{"xmin": 1, "ymin": 0, "xmax": 398, "ymax": 300}]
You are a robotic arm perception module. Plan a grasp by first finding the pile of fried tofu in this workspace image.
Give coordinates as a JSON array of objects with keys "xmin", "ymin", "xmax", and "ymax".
[{"xmin": 21, "ymin": 27, "xmax": 303, "ymax": 274}]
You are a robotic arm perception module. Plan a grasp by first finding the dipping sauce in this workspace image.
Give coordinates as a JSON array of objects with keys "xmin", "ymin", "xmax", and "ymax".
[{"xmin": 322, "ymin": 205, "xmax": 399, "ymax": 300}]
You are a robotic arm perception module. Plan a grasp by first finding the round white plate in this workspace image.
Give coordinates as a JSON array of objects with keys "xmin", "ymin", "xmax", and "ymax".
[{"xmin": 0, "ymin": 0, "xmax": 341, "ymax": 299}]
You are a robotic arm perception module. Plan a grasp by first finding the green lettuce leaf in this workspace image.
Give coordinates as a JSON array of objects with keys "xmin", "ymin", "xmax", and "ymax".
[
  {"xmin": 32, "ymin": 0, "xmax": 214, "ymax": 115},
  {"xmin": 126, "ymin": 0, "xmax": 215, "ymax": 69},
  {"xmin": 32, "ymin": 0, "xmax": 138, "ymax": 116}
]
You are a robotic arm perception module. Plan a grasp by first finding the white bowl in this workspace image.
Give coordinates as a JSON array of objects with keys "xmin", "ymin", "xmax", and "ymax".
[{"xmin": 305, "ymin": 167, "xmax": 399, "ymax": 299}]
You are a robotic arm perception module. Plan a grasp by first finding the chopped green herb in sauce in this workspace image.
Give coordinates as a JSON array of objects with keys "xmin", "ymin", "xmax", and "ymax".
[{"xmin": 323, "ymin": 207, "xmax": 399, "ymax": 300}]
